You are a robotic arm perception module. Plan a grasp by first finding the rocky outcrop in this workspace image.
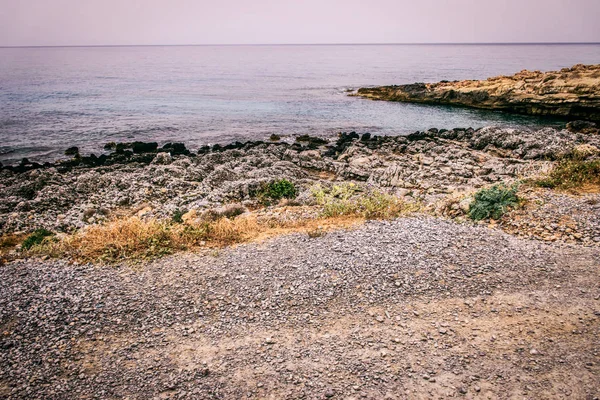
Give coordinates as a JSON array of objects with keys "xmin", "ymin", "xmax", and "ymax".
[
  {"xmin": 1, "ymin": 126, "xmax": 599, "ymax": 234},
  {"xmin": 354, "ymin": 64, "xmax": 600, "ymax": 121}
]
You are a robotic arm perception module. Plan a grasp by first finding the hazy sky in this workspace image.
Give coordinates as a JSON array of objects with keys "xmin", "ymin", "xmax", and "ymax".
[{"xmin": 1, "ymin": 0, "xmax": 599, "ymax": 46}]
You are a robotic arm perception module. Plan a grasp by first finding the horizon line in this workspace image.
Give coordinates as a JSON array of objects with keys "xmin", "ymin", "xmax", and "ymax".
[{"xmin": 1, "ymin": 41, "xmax": 600, "ymax": 49}]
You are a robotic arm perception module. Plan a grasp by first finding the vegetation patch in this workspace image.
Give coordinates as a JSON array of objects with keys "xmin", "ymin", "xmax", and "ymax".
[
  {"xmin": 23, "ymin": 185, "xmax": 415, "ymax": 264},
  {"xmin": 535, "ymin": 159, "xmax": 600, "ymax": 192},
  {"xmin": 172, "ymin": 209, "xmax": 186, "ymax": 224},
  {"xmin": 311, "ymin": 183, "xmax": 413, "ymax": 219},
  {"xmin": 0, "ymin": 233, "xmax": 27, "ymax": 264},
  {"xmin": 22, "ymin": 229, "xmax": 55, "ymax": 250},
  {"xmin": 468, "ymin": 184, "xmax": 519, "ymax": 221},
  {"xmin": 27, "ymin": 212, "xmax": 358, "ymax": 264},
  {"xmin": 256, "ymin": 179, "xmax": 297, "ymax": 204}
]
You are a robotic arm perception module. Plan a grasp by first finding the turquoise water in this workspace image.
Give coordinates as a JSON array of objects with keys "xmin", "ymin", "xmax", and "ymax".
[{"xmin": 1, "ymin": 44, "xmax": 599, "ymax": 163}]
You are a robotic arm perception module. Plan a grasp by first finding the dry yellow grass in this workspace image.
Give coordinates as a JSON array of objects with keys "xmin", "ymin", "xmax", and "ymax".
[
  {"xmin": 31, "ymin": 210, "xmax": 368, "ymax": 264},
  {"xmin": 0, "ymin": 233, "xmax": 26, "ymax": 264},
  {"xmin": 24, "ymin": 187, "xmax": 418, "ymax": 264}
]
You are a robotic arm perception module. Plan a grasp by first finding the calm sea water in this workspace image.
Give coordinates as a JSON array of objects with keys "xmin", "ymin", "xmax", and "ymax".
[{"xmin": 1, "ymin": 44, "xmax": 599, "ymax": 164}]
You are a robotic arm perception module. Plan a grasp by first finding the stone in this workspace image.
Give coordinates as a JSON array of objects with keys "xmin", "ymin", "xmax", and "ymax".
[
  {"xmin": 152, "ymin": 152, "xmax": 173, "ymax": 165},
  {"xmin": 65, "ymin": 147, "xmax": 79, "ymax": 156}
]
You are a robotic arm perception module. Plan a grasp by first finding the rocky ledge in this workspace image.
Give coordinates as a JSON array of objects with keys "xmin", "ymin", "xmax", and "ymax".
[
  {"xmin": 354, "ymin": 64, "xmax": 600, "ymax": 121},
  {"xmin": 2, "ymin": 125, "xmax": 600, "ymax": 238}
]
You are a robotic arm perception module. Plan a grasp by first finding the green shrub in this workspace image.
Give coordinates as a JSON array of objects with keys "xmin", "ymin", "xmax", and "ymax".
[
  {"xmin": 535, "ymin": 159, "xmax": 600, "ymax": 190},
  {"xmin": 22, "ymin": 229, "xmax": 54, "ymax": 250},
  {"xmin": 172, "ymin": 209, "xmax": 186, "ymax": 224},
  {"xmin": 257, "ymin": 179, "xmax": 297, "ymax": 204},
  {"xmin": 468, "ymin": 184, "xmax": 519, "ymax": 221}
]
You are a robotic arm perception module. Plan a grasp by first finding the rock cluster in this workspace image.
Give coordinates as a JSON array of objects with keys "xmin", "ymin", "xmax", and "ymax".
[
  {"xmin": 355, "ymin": 64, "xmax": 600, "ymax": 121},
  {"xmin": 1, "ymin": 126, "xmax": 599, "ymax": 234}
]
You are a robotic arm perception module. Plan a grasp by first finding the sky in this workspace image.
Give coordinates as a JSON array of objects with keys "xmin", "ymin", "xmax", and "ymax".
[{"xmin": 1, "ymin": 0, "xmax": 599, "ymax": 46}]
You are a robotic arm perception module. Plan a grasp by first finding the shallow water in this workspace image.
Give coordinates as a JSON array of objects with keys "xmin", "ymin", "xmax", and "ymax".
[{"xmin": 1, "ymin": 44, "xmax": 599, "ymax": 163}]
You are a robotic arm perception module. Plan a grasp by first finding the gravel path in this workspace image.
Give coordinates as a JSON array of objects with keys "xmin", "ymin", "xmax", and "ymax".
[{"xmin": 1, "ymin": 217, "xmax": 599, "ymax": 399}]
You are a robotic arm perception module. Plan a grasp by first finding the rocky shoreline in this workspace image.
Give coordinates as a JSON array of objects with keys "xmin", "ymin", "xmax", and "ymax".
[
  {"xmin": 1, "ymin": 124, "xmax": 599, "ymax": 243},
  {"xmin": 354, "ymin": 64, "xmax": 600, "ymax": 121}
]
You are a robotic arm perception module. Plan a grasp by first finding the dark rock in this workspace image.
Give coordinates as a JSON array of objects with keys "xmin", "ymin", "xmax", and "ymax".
[
  {"xmin": 223, "ymin": 141, "xmax": 245, "ymax": 151},
  {"xmin": 162, "ymin": 142, "xmax": 189, "ymax": 155},
  {"xmin": 197, "ymin": 145, "xmax": 211, "ymax": 155},
  {"xmin": 81, "ymin": 154, "xmax": 99, "ymax": 167},
  {"xmin": 131, "ymin": 142, "xmax": 158, "ymax": 154},
  {"xmin": 296, "ymin": 135, "xmax": 328, "ymax": 146},
  {"xmin": 65, "ymin": 146, "xmax": 79, "ymax": 156},
  {"xmin": 115, "ymin": 143, "xmax": 128, "ymax": 154}
]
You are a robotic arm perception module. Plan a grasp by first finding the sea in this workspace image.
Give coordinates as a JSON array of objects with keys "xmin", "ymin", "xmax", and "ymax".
[{"xmin": 1, "ymin": 43, "xmax": 599, "ymax": 164}]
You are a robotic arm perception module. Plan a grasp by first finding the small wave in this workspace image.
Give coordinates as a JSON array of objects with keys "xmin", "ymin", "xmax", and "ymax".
[
  {"xmin": 0, "ymin": 119, "xmax": 23, "ymax": 127},
  {"xmin": 106, "ymin": 126, "xmax": 180, "ymax": 136},
  {"xmin": 38, "ymin": 110, "xmax": 91, "ymax": 117}
]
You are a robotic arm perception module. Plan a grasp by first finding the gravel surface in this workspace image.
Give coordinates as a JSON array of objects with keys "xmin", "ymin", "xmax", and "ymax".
[
  {"xmin": 500, "ymin": 187, "xmax": 600, "ymax": 245},
  {"xmin": 1, "ymin": 217, "xmax": 599, "ymax": 399}
]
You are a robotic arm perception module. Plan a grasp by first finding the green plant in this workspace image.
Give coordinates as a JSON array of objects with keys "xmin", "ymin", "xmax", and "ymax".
[
  {"xmin": 257, "ymin": 179, "xmax": 297, "ymax": 204},
  {"xmin": 535, "ymin": 159, "xmax": 600, "ymax": 190},
  {"xmin": 172, "ymin": 209, "xmax": 186, "ymax": 223},
  {"xmin": 22, "ymin": 229, "xmax": 55, "ymax": 250},
  {"xmin": 468, "ymin": 184, "xmax": 519, "ymax": 221}
]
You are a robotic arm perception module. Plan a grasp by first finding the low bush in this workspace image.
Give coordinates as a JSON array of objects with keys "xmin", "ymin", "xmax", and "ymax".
[
  {"xmin": 257, "ymin": 179, "xmax": 297, "ymax": 204},
  {"xmin": 535, "ymin": 159, "xmax": 600, "ymax": 191},
  {"xmin": 172, "ymin": 209, "xmax": 186, "ymax": 223},
  {"xmin": 312, "ymin": 183, "xmax": 409, "ymax": 219},
  {"xmin": 468, "ymin": 184, "xmax": 519, "ymax": 221},
  {"xmin": 22, "ymin": 229, "xmax": 55, "ymax": 250}
]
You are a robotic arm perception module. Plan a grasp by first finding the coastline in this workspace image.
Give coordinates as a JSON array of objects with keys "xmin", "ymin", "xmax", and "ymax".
[
  {"xmin": 354, "ymin": 64, "xmax": 600, "ymax": 121},
  {"xmin": 2, "ymin": 124, "xmax": 599, "ymax": 248}
]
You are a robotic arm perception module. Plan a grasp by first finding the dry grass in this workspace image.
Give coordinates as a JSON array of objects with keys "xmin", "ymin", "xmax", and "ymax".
[
  {"xmin": 0, "ymin": 233, "xmax": 27, "ymax": 264},
  {"xmin": 311, "ymin": 183, "xmax": 416, "ymax": 219},
  {"xmin": 535, "ymin": 159, "xmax": 600, "ymax": 193},
  {"xmin": 33, "ymin": 216, "xmax": 261, "ymax": 263},
  {"xmin": 29, "ymin": 210, "xmax": 365, "ymax": 264},
  {"xmin": 24, "ymin": 187, "xmax": 418, "ymax": 264}
]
